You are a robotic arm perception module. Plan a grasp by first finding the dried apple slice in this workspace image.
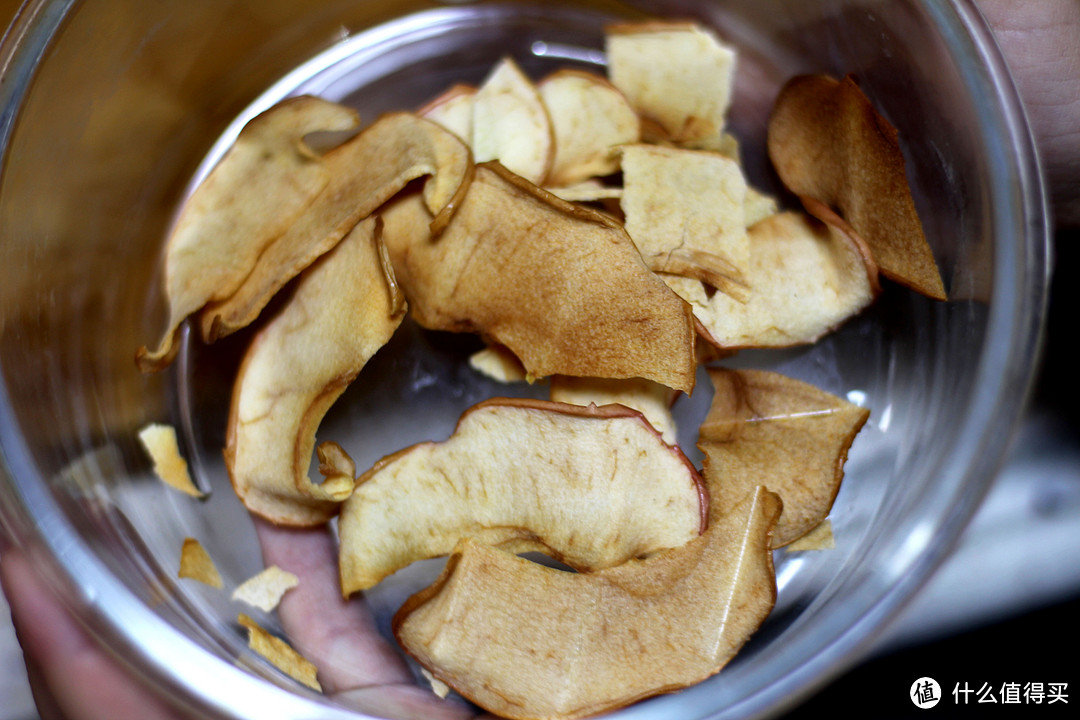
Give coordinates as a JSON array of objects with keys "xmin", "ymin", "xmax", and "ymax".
[
  {"xmin": 137, "ymin": 422, "xmax": 203, "ymax": 498},
  {"xmin": 419, "ymin": 83, "xmax": 476, "ymax": 143},
  {"xmin": 620, "ymin": 143, "xmax": 750, "ymax": 299},
  {"xmin": 238, "ymin": 614, "xmax": 322, "ymax": 692},
  {"xmin": 199, "ymin": 112, "xmax": 471, "ymax": 342},
  {"xmin": 394, "ymin": 486, "xmax": 780, "ymax": 720},
  {"xmin": 699, "ymin": 368, "xmax": 869, "ymax": 548},
  {"xmin": 136, "ymin": 96, "xmax": 361, "ymax": 371},
  {"xmin": 232, "ymin": 566, "xmax": 300, "ymax": 612},
  {"xmin": 179, "ymin": 537, "xmax": 223, "ymax": 588},
  {"xmin": 606, "ymin": 22, "xmax": 736, "ymax": 144},
  {"xmin": 468, "ymin": 344, "xmax": 528, "ymax": 383},
  {"xmin": 382, "ymin": 163, "xmax": 697, "ymax": 393},
  {"xmin": 225, "ymin": 216, "xmax": 406, "ymax": 527},
  {"xmin": 339, "ymin": 398, "xmax": 706, "ymax": 593},
  {"xmin": 544, "ymin": 179, "xmax": 623, "ymax": 203},
  {"xmin": 673, "ymin": 210, "xmax": 877, "ymax": 349},
  {"xmin": 539, "ymin": 69, "xmax": 640, "ymax": 187},
  {"xmin": 548, "ymin": 376, "xmax": 677, "ymax": 445},
  {"xmin": 472, "ymin": 57, "xmax": 553, "ymax": 185},
  {"xmin": 767, "ymin": 74, "xmax": 945, "ymax": 300}
]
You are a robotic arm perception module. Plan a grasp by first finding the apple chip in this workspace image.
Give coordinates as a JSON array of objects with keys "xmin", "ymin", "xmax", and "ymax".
[
  {"xmin": 548, "ymin": 376, "xmax": 677, "ymax": 444},
  {"xmin": 382, "ymin": 163, "xmax": 697, "ymax": 393},
  {"xmin": 238, "ymin": 614, "xmax": 322, "ymax": 692},
  {"xmin": 468, "ymin": 344, "xmax": 528, "ymax": 383},
  {"xmin": 699, "ymin": 368, "xmax": 868, "ymax": 548},
  {"xmin": 137, "ymin": 422, "xmax": 203, "ymax": 498},
  {"xmin": 745, "ymin": 185, "xmax": 779, "ymax": 226},
  {"xmin": 471, "ymin": 57, "xmax": 553, "ymax": 185},
  {"xmin": 673, "ymin": 211, "xmax": 877, "ymax": 349},
  {"xmin": 179, "ymin": 537, "xmax": 223, "ymax": 588},
  {"xmin": 394, "ymin": 486, "xmax": 780, "ymax": 720},
  {"xmin": 199, "ymin": 112, "xmax": 471, "ymax": 342},
  {"xmin": 544, "ymin": 179, "xmax": 623, "ymax": 203},
  {"xmin": 225, "ymin": 215, "xmax": 405, "ymax": 527},
  {"xmin": 786, "ymin": 520, "xmax": 835, "ymax": 551},
  {"xmin": 136, "ymin": 96, "xmax": 361, "ymax": 371},
  {"xmin": 539, "ymin": 69, "xmax": 640, "ymax": 187},
  {"xmin": 606, "ymin": 22, "xmax": 736, "ymax": 144},
  {"xmin": 419, "ymin": 83, "xmax": 476, "ymax": 143},
  {"xmin": 621, "ymin": 144, "xmax": 749, "ymax": 299},
  {"xmin": 232, "ymin": 566, "xmax": 300, "ymax": 612},
  {"xmin": 767, "ymin": 74, "xmax": 945, "ymax": 299},
  {"xmin": 339, "ymin": 398, "xmax": 706, "ymax": 593}
]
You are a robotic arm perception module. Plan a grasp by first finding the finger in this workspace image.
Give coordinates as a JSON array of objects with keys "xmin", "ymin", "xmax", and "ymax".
[{"xmin": 0, "ymin": 550, "xmax": 185, "ymax": 720}]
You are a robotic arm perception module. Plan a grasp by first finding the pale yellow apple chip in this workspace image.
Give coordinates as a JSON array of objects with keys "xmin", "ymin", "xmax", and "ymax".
[
  {"xmin": 199, "ymin": 112, "xmax": 471, "ymax": 342},
  {"xmin": 767, "ymin": 74, "xmax": 945, "ymax": 300},
  {"xmin": 238, "ymin": 614, "xmax": 322, "ymax": 692},
  {"xmin": 621, "ymin": 143, "xmax": 750, "ymax": 299},
  {"xmin": 136, "ymin": 96, "xmax": 361, "ymax": 371},
  {"xmin": 673, "ymin": 211, "xmax": 877, "ymax": 349},
  {"xmin": 225, "ymin": 215, "xmax": 406, "ymax": 527},
  {"xmin": 419, "ymin": 83, "xmax": 476, "ymax": 143},
  {"xmin": 382, "ymin": 163, "xmax": 697, "ymax": 393},
  {"xmin": 394, "ymin": 486, "xmax": 780, "ymax": 720},
  {"xmin": 137, "ymin": 423, "xmax": 203, "ymax": 498},
  {"xmin": 538, "ymin": 69, "xmax": 640, "ymax": 187},
  {"xmin": 179, "ymin": 537, "xmax": 223, "ymax": 588},
  {"xmin": 786, "ymin": 520, "xmax": 836, "ymax": 551},
  {"xmin": 339, "ymin": 398, "xmax": 706, "ymax": 593},
  {"xmin": 699, "ymin": 368, "xmax": 868, "ymax": 548},
  {"xmin": 745, "ymin": 185, "xmax": 779, "ymax": 226},
  {"xmin": 548, "ymin": 376, "xmax": 677, "ymax": 444},
  {"xmin": 606, "ymin": 22, "xmax": 736, "ymax": 144},
  {"xmin": 231, "ymin": 566, "xmax": 300, "ymax": 612},
  {"xmin": 543, "ymin": 179, "xmax": 623, "ymax": 203},
  {"xmin": 468, "ymin": 344, "xmax": 528, "ymax": 383},
  {"xmin": 472, "ymin": 57, "xmax": 553, "ymax": 185},
  {"xmin": 421, "ymin": 668, "xmax": 452, "ymax": 699}
]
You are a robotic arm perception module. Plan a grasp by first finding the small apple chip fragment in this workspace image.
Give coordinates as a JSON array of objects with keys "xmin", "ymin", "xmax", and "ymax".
[
  {"xmin": 394, "ymin": 487, "xmax": 780, "ymax": 720},
  {"xmin": 232, "ymin": 566, "xmax": 300, "ymax": 613},
  {"xmin": 179, "ymin": 537, "xmax": 223, "ymax": 588},
  {"xmin": 699, "ymin": 368, "xmax": 869, "ymax": 548},
  {"xmin": 767, "ymin": 74, "xmax": 945, "ymax": 300},
  {"xmin": 339, "ymin": 398, "xmax": 706, "ymax": 594},
  {"xmin": 137, "ymin": 423, "xmax": 203, "ymax": 498},
  {"xmin": 238, "ymin": 614, "xmax": 322, "ymax": 692}
]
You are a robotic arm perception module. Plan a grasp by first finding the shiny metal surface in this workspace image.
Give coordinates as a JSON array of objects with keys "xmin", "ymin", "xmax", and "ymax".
[{"xmin": 0, "ymin": 1, "xmax": 1049, "ymax": 719}]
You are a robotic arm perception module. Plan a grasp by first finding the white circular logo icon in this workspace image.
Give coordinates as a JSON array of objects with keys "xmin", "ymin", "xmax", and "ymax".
[{"xmin": 911, "ymin": 677, "xmax": 941, "ymax": 709}]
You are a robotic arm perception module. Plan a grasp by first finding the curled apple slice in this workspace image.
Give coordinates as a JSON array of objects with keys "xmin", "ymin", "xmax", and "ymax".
[
  {"xmin": 548, "ymin": 376, "xmax": 677, "ymax": 445},
  {"xmin": 382, "ymin": 162, "xmax": 697, "ymax": 393},
  {"xmin": 606, "ymin": 22, "xmax": 736, "ymax": 144},
  {"xmin": 419, "ymin": 83, "xmax": 476, "ymax": 143},
  {"xmin": 472, "ymin": 57, "xmax": 553, "ymax": 185},
  {"xmin": 136, "ymin": 96, "xmax": 361, "ymax": 371},
  {"xmin": 394, "ymin": 486, "xmax": 780, "ymax": 720},
  {"xmin": 767, "ymin": 74, "xmax": 945, "ymax": 299},
  {"xmin": 199, "ymin": 112, "xmax": 471, "ymax": 342},
  {"xmin": 669, "ymin": 210, "xmax": 877, "ymax": 349},
  {"xmin": 225, "ymin": 216, "xmax": 406, "ymax": 527},
  {"xmin": 699, "ymin": 368, "xmax": 869, "ymax": 548},
  {"xmin": 339, "ymin": 398, "xmax": 706, "ymax": 594},
  {"xmin": 539, "ymin": 69, "xmax": 640, "ymax": 187}
]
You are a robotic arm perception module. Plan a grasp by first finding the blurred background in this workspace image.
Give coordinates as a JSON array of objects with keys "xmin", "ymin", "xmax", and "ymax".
[{"xmin": 1, "ymin": 1, "xmax": 1076, "ymax": 718}]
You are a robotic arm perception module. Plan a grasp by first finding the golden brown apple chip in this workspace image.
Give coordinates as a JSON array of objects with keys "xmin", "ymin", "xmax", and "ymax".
[
  {"xmin": 606, "ymin": 22, "xmax": 736, "ymax": 144},
  {"xmin": 472, "ymin": 57, "xmax": 553, "ymax": 185},
  {"xmin": 620, "ymin": 143, "xmax": 750, "ymax": 300},
  {"xmin": 136, "ymin": 96, "xmax": 361, "ymax": 371},
  {"xmin": 699, "ymin": 368, "xmax": 868, "ymax": 548},
  {"xmin": 137, "ymin": 423, "xmax": 203, "ymax": 498},
  {"xmin": 394, "ymin": 486, "xmax": 780, "ymax": 720},
  {"xmin": 179, "ymin": 537, "xmax": 223, "ymax": 588},
  {"xmin": 468, "ymin": 344, "xmax": 528, "ymax": 383},
  {"xmin": 382, "ymin": 162, "xmax": 697, "ymax": 393},
  {"xmin": 670, "ymin": 211, "xmax": 877, "ymax": 349},
  {"xmin": 786, "ymin": 519, "xmax": 835, "ymax": 551},
  {"xmin": 231, "ymin": 566, "xmax": 300, "ymax": 612},
  {"xmin": 238, "ymin": 614, "xmax": 322, "ymax": 692},
  {"xmin": 339, "ymin": 398, "xmax": 706, "ymax": 593},
  {"xmin": 225, "ymin": 216, "xmax": 406, "ymax": 527},
  {"xmin": 199, "ymin": 112, "xmax": 471, "ymax": 342},
  {"xmin": 539, "ymin": 69, "xmax": 640, "ymax": 187},
  {"xmin": 548, "ymin": 376, "xmax": 678, "ymax": 444},
  {"xmin": 767, "ymin": 74, "xmax": 945, "ymax": 300},
  {"xmin": 419, "ymin": 83, "xmax": 476, "ymax": 143}
]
